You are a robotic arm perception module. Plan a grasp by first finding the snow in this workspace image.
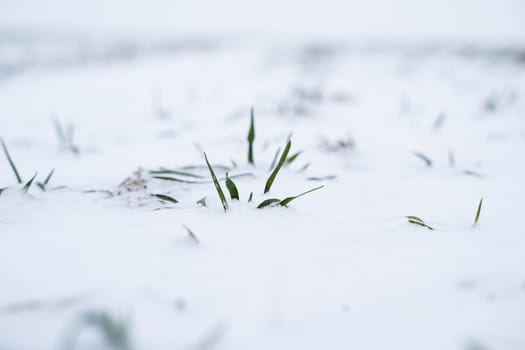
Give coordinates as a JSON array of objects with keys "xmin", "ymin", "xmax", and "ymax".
[{"xmin": 1, "ymin": 1, "xmax": 525, "ymax": 349}]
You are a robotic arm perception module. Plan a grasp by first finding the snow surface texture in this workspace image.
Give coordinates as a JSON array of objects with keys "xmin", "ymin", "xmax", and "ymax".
[{"xmin": 1, "ymin": 2, "xmax": 525, "ymax": 349}]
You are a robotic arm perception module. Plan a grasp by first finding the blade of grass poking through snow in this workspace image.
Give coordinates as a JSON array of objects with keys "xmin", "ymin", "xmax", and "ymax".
[
  {"xmin": 43, "ymin": 169, "xmax": 55, "ymax": 185},
  {"xmin": 37, "ymin": 168, "xmax": 55, "ymax": 191},
  {"xmin": 406, "ymin": 216, "xmax": 434, "ymax": 230},
  {"xmin": 1, "ymin": 139, "xmax": 22, "ymax": 183},
  {"xmin": 53, "ymin": 118, "xmax": 67, "ymax": 144},
  {"xmin": 225, "ymin": 173, "xmax": 239, "ymax": 200},
  {"xmin": 182, "ymin": 224, "xmax": 200, "ymax": 245},
  {"xmin": 269, "ymin": 147, "xmax": 281, "ymax": 171},
  {"xmin": 179, "ymin": 164, "xmax": 231, "ymax": 171},
  {"xmin": 307, "ymin": 175, "xmax": 337, "ymax": 181},
  {"xmin": 197, "ymin": 197, "xmax": 207, "ymax": 207},
  {"xmin": 149, "ymin": 169, "xmax": 204, "ymax": 178},
  {"xmin": 204, "ymin": 153, "xmax": 229, "ymax": 211},
  {"xmin": 256, "ymin": 198, "xmax": 281, "ymax": 209},
  {"xmin": 413, "ymin": 152, "xmax": 432, "ymax": 167},
  {"xmin": 285, "ymin": 151, "xmax": 302, "ymax": 166},
  {"xmin": 264, "ymin": 140, "xmax": 291, "ymax": 193},
  {"xmin": 298, "ymin": 163, "xmax": 311, "ymax": 172},
  {"xmin": 22, "ymin": 173, "xmax": 37, "ymax": 193},
  {"xmin": 278, "ymin": 185, "xmax": 324, "ymax": 206},
  {"xmin": 472, "ymin": 197, "xmax": 483, "ymax": 227},
  {"xmin": 66, "ymin": 312, "xmax": 132, "ymax": 350},
  {"xmin": 152, "ymin": 194, "xmax": 178, "ymax": 204},
  {"xmin": 248, "ymin": 192, "xmax": 253, "ymax": 202},
  {"xmin": 247, "ymin": 107, "xmax": 255, "ymax": 165},
  {"xmin": 153, "ymin": 173, "xmax": 254, "ymax": 184}
]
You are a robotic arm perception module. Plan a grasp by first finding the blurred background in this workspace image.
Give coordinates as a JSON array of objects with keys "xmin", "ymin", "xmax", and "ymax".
[{"xmin": 1, "ymin": 0, "xmax": 524, "ymax": 42}]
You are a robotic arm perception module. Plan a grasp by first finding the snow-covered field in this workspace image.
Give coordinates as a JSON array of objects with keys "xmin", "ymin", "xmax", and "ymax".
[{"xmin": 1, "ymin": 1, "xmax": 525, "ymax": 349}]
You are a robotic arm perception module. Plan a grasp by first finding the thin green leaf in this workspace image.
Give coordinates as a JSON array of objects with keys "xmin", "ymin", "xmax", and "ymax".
[
  {"xmin": 1, "ymin": 138, "xmax": 22, "ymax": 184},
  {"xmin": 72, "ymin": 311, "xmax": 132, "ymax": 350},
  {"xmin": 269, "ymin": 147, "xmax": 281, "ymax": 171},
  {"xmin": 285, "ymin": 151, "xmax": 303, "ymax": 166},
  {"xmin": 197, "ymin": 197, "xmax": 207, "ymax": 207},
  {"xmin": 53, "ymin": 119, "xmax": 67, "ymax": 144},
  {"xmin": 473, "ymin": 197, "xmax": 483, "ymax": 227},
  {"xmin": 256, "ymin": 198, "xmax": 281, "ymax": 209},
  {"xmin": 448, "ymin": 149, "xmax": 455, "ymax": 168},
  {"xmin": 178, "ymin": 164, "xmax": 231, "ymax": 171},
  {"xmin": 152, "ymin": 176, "xmax": 203, "ymax": 184},
  {"xmin": 204, "ymin": 153, "xmax": 229, "ymax": 212},
  {"xmin": 152, "ymin": 194, "xmax": 179, "ymax": 204},
  {"xmin": 53, "ymin": 119, "xmax": 79, "ymax": 155},
  {"xmin": 306, "ymin": 175, "xmax": 337, "ymax": 181},
  {"xmin": 413, "ymin": 152, "xmax": 432, "ymax": 167},
  {"xmin": 247, "ymin": 107, "xmax": 255, "ymax": 165},
  {"xmin": 298, "ymin": 163, "xmax": 311, "ymax": 172},
  {"xmin": 406, "ymin": 216, "xmax": 434, "ymax": 230},
  {"xmin": 84, "ymin": 189, "xmax": 114, "ymax": 197},
  {"xmin": 182, "ymin": 224, "xmax": 200, "ymax": 245},
  {"xmin": 248, "ymin": 192, "xmax": 253, "ymax": 202},
  {"xmin": 37, "ymin": 168, "xmax": 55, "ymax": 191},
  {"xmin": 406, "ymin": 215, "xmax": 424, "ymax": 223},
  {"xmin": 462, "ymin": 170, "xmax": 484, "ymax": 178},
  {"xmin": 22, "ymin": 173, "xmax": 37, "ymax": 193},
  {"xmin": 149, "ymin": 169, "xmax": 204, "ymax": 178},
  {"xmin": 264, "ymin": 140, "xmax": 291, "ymax": 193},
  {"xmin": 225, "ymin": 173, "xmax": 239, "ymax": 200},
  {"xmin": 153, "ymin": 173, "xmax": 253, "ymax": 184},
  {"xmin": 279, "ymin": 185, "xmax": 324, "ymax": 206},
  {"xmin": 43, "ymin": 169, "xmax": 55, "ymax": 185}
]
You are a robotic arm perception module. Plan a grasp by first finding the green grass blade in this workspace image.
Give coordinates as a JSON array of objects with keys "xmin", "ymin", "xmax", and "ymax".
[
  {"xmin": 406, "ymin": 216, "xmax": 434, "ymax": 230},
  {"xmin": 182, "ymin": 224, "xmax": 200, "ymax": 245},
  {"xmin": 1, "ymin": 138, "xmax": 22, "ymax": 183},
  {"xmin": 178, "ymin": 164, "xmax": 231, "ymax": 171},
  {"xmin": 149, "ymin": 169, "xmax": 204, "ymax": 178},
  {"xmin": 285, "ymin": 151, "xmax": 303, "ymax": 166},
  {"xmin": 473, "ymin": 197, "xmax": 483, "ymax": 227},
  {"xmin": 0, "ymin": 187, "xmax": 8, "ymax": 196},
  {"xmin": 22, "ymin": 172, "xmax": 37, "ymax": 193},
  {"xmin": 298, "ymin": 163, "xmax": 311, "ymax": 172},
  {"xmin": 152, "ymin": 176, "xmax": 204, "ymax": 184},
  {"xmin": 152, "ymin": 194, "xmax": 179, "ymax": 204},
  {"xmin": 406, "ymin": 215, "xmax": 424, "ymax": 223},
  {"xmin": 413, "ymin": 152, "xmax": 432, "ymax": 167},
  {"xmin": 248, "ymin": 192, "xmax": 253, "ymax": 202},
  {"xmin": 153, "ymin": 173, "xmax": 254, "ymax": 184},
  {"xmin": 204, "ymin": 152, "xmax": 229, "ymax": 211},
  {"xmin": 197, "ymin": 197, "xmax": 207, "ymax": 207},
  {"xmin": 279, "ymin": 185, "xmax": 324, "ymax": 206},
  {"xmin": 38, "ymin": 168, "xmax": 56, "ymax": 190},
  {"xmin": 43, "ymin": 168, "xmax": 55, "ymax": 185},
  {"xmin": 462, "ymin": 170, "xmax": 484, "ymax": 178},
  {"xmin": 307, "ymin": 175, "xmax": 337, "ymax": 181},
  {"xmin": 225, "ymin": 173, "xmax": 239, "ymax": 200},
  {"xmin": 269, "ymin": 147, "xmax": 281, "ymax": 171},
  {"xmin": 75, "ymin": 311, "xmax": 132, "ymax": 350},
  {"xmin": 53, "ymin": 119, "xmax": 67, "ymax": 144},
  {"xmin": 256, "ymin": 198, "xmax": 281, "ymax": 209},
  {"xmin": 264, "ymin": 140, "xmax": 291, "ymax": 193},
  {"xmin": 247, "ymin": 107, "xmax": 255, "ymax": 165}
]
